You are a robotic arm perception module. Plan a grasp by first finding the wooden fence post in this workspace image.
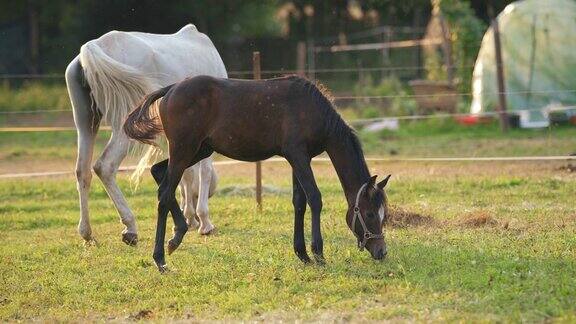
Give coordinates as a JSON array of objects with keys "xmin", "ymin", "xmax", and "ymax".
[
  {"xmin": 438, "ymin": 13, "xmax": 454, "ymax": 84},
  {"xmin": 489, "ymin": 3, "xmax": 509, "ymax": 132},
  {"xmin": 253, "ymin": 51, "xmax": 263, "ymax": 210},
  {"xmin": 296, "ymin": 41, "xmax": 306, "ymax": 77},
  {"xmin": 307, "ymin": 40, "xmax": 316, "ymax": 81}
]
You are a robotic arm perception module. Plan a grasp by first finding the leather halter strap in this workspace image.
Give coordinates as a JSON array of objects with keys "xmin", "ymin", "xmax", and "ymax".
[{"xmin": 352, "ymin": 182, "xmax": 384, "ymax": 250}]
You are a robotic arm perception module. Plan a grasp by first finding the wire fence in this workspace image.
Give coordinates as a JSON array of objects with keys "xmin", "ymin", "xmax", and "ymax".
[
  {"xmin": 1, "ymin": 69, "xmax": 575, "ymax": 131},
  {"xmin": 1, "ymin": 155, "xmax": 575, "ymax": 180},
  {"xmin": 1, "ymin": 86, "xmax": 575, "ymax": 115},
  {"xmin": 0, "ymin": 65, "xmax": 463, "ymax": 80},
  {"xmin": 1, "ymin": 106, "xmax": 574, "ymax": 132}
]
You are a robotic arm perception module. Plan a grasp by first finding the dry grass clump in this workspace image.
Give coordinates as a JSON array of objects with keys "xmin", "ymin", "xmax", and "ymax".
[
  {"xmin": 459, "ymin": 211, "xmax": 498, "ymax": 228},
  {"xmin": 386, "ymin": 205, "xmax": 435, "ymax": 228}
]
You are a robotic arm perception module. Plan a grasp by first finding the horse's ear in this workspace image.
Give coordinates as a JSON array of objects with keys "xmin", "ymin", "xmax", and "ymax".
[
  {"xmin": 368, "ymin": 175, "xmax": 377, "ymax": 187},
  {"xmin": 365, "ymin": 175, "xmax": 378, "ymax": 197},
  {"xmin": 377, "ymin": 174, "xmax": 392, "ymax": 190}
]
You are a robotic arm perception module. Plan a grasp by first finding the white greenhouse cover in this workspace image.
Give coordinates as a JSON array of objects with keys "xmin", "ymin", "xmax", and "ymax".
[{"xmin": 470, "ymin": 0, "xmax": 576, "ymax": 125}]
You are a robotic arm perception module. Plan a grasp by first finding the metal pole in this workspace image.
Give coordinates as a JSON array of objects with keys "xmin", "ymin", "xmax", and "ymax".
[
  {"xmin": 489, "ymin": 3, "xmax": 509, "ymax": 132},
  {"xmin": 253, "ymin": 51, "xmax": 263, "ymax": 210}
]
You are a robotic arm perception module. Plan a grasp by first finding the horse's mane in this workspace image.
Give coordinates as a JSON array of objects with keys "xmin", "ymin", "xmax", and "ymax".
[
  {"xmin": 288, "ymin": 75, "xmax": 347, "ymax": 134},
  {"xmin": 288, "ymin": 75, "xmax": 371, "ymax": 181}
]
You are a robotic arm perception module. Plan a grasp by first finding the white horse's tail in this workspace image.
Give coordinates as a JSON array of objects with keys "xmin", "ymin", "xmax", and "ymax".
[
  {"xmin": 79, "ymin": 41, "xmax": 163, "ymax": 184},
  {"xmin": 130, "ymin": 145, "xmax": 163, "ymax": 188},
  {"xmin": 79, "ymin": 41, "xmax": 160, "ymax": 131}
]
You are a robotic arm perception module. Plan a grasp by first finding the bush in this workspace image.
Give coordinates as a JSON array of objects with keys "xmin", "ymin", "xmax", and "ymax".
[
  {"xmin": 428, "ymin": 0, "xmax": 486, "ymax": 93},
  {"xmin": 353, "ymin": 76, "xmax": 418, "ymax": 117},
  {"xmin": 0, "ymin": 82, "xmax": 70, "ymax": 112}
]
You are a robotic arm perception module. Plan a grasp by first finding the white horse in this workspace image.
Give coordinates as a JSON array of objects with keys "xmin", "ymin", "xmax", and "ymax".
[{"xmin": 65, "ymin": 24, "xmax": 227, "ymax": 245}]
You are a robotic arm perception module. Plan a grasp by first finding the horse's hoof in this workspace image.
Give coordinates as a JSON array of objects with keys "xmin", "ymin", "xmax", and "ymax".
[
  {"xmin": 167, "ymin": 239, "xmax": 180, "ymax": 255},
  {"xmin": 157, "ymin": 264, "xmax": 170, "ymax": 274},
  {"xmin": 313, "ymin": 254, "xmax": 326, "ymax": 265},
  {"xmin": 122, "ymin": 232, "xmax": 138, "ymax": 246},
  {"xmin": 186, "ymin": 218, "xmax": 200, "ymax": 229},
  {"xmin": 83, "ymin": 237, "xmax": 98, "ymax": 247},
  {"xmin": 296, "ymin": 252, "xmax": 312, "ymax": 264},
  {"xmin": 198, "ymin": 224, "xmax": 215, "ymax": 235}
]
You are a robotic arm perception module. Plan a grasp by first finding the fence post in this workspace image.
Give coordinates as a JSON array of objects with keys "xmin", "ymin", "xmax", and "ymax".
[
  {"xmin": 296, "ymin": 41, "xmax": 306, "ymax": 77},
  {"xmin": 438, "ymin": 13, "xmax": 454, "ymax": 84},
  {"xmin": 307, "ymin": 40, "xmax": 316, "ymax": 81},
  {"xmin": 253, "ymin": 51, "xmax": 263, "ymax": 210},
  {"xmin": 489, "ymin": 2, "xmax": 509, "ymax": 132}
]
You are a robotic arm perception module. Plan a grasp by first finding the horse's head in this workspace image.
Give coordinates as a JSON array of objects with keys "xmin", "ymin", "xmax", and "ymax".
[{"xmin": 347, "ymin": 174, "xmax": 391, "ymax": 260}]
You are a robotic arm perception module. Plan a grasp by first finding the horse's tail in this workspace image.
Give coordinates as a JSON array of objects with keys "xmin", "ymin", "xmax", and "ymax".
[
  {"xmin": 80, "ymin": 41, "xmax": 166, "ymax": 186},
  {"xmin": 123, "ymin": 84, "xmax": 174, "ymax": 146},
  {"xmin": 79, "ymin": 41, "xmax": 160, "ymax": 131}
]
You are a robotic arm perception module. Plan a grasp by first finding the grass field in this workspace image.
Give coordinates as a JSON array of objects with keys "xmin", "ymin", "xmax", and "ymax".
[{"xmin": 1, "ymin": 122, "xmax": 575, "ymax": 321}]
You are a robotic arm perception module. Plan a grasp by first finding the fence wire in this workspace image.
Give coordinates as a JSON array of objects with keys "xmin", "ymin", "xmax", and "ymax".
[
  {"xmin": 1, "ymin": 87, "xmax": 575, "ymax": 115},
  {"xmin": 0, "ymin": 65, "xmax": 466, "ymax": 80},
  {"xmin": 1, "ymin": 106, "xmax": 574, "ymax": 132},
  {"xmin": 1, "ymin": 155, "xmax": 575, "ymax": 179}
]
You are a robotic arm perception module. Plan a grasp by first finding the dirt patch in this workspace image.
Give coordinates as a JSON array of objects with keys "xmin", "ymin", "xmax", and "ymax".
[
  {"xmin": 459, "ymin": 211, "xmax": 498, "ymax": 228},
  {"xmin": 386, "ymin": 206, "xmax": 435, "ymax": 228},
  {"xmin": 557, "ymin": 163, "xmax": 576, "ymax": 173},
  {"xmin": 128, "ymin": 310, "xmax": 153, "ymax": 320}
]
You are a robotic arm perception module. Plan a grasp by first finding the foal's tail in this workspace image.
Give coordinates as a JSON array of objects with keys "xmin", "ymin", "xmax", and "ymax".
[{"xmin": 123, "ymin": 84, "xmax": 174, "ymax": 146}]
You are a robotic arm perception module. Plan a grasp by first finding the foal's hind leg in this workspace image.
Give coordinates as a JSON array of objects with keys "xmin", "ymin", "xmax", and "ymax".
[
  {"xmin": 151, "ymin": 160, "xmax": 188, "ymax": 256},
  {"xmin": 152, "ymin": 143, "xmax": 214, "ymax": 270}
]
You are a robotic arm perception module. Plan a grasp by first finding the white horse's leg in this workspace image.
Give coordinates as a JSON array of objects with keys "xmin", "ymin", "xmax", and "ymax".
[
  {"xmin": 180, "ymin": 168, "xmax": 200, "ymax": 229},
  {"xmin": 92, "ymin": 130, "xmax": 138, "ymax": 245},
  {"xmin": 66, "ymin": 57, "xmax": 100, "ymax": 243},
  {"xmin": 196, "ymin": 157, "xmax": 216, "ymax": 235}
]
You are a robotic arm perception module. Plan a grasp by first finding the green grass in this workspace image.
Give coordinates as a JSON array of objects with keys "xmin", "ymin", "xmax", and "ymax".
[
  {"xmin": 359, "ymin": 119, "xmax": 576, "ymax": 157},
  {"xmin": 1, "ymin": 164, "xmax": 575, "ymax": 321},
  {"xmin": 1, "ymin": 111, "xmax": 575, "ymax": 321}
]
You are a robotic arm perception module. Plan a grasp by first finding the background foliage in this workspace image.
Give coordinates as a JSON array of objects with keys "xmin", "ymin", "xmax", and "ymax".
[{"xmin": 1, "ymin": 0, "xmax": 513, "ymax": 74}]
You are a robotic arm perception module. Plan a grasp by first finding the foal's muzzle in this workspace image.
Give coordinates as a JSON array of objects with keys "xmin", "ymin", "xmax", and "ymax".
[{"xmin": 370, "ymin": 245, "xmax": 387, "ymax": 260}]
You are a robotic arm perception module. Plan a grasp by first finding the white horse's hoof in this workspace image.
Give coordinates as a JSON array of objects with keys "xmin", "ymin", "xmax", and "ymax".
[
  {"xmin": 78, "ymin": 226, "xmax": 93, "ymax": 241},
  {"xmin": 198, "ymin": 224, "xmax": 215, "ymax": 235},
  {"xmin": 83, "ymin": 237, "xmax": 98, "ymax": 246},
  {"xmin": 122, "ymin": 232, "xmax": 138, "ymax": 246},
  {"xmin": 186, "ymin": 218, "xmax": 200, "ymax": 229}
]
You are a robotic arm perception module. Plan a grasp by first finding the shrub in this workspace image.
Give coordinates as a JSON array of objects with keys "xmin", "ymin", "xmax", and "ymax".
[
  {"xmin": 353, "ymin": 75, "xmax": 418, "ymax": 117},
  {"xmin": 428, "ymin": 0, "xmax": 486, "ymax": 93},
  {"xmin": 0, "ymin": 82, "xmax": 70, "ymax": 112}
]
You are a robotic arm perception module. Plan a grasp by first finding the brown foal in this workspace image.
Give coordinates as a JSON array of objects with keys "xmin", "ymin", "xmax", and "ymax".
[{"xmin": 124, "ymin": 75, "xmax": 391, "ymax": 272}]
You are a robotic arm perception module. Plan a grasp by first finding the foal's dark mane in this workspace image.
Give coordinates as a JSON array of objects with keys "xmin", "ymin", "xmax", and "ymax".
[{"xmin": 289, "ymin": 76, "xmax": 372, "ymax": 184}]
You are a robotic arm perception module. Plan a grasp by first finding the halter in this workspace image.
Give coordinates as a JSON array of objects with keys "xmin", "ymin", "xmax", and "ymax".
[{"xmin": 352, "ymin": 182, "xmax": 384, "ymax": 250}]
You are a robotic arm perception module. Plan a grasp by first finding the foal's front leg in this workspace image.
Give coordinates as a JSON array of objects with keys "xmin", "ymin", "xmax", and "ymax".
[
  {"xmin": 288, "ymin": 155, "xmax": 324, "ymax": 264},
  {"xmin": 292, "ymin": 172, "xmax": 311, "ymax": 263}
]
